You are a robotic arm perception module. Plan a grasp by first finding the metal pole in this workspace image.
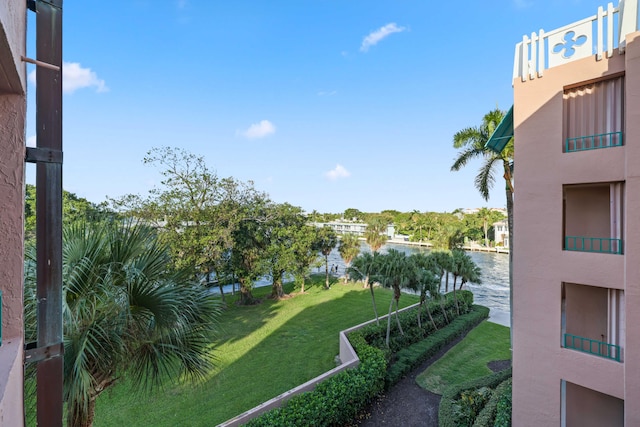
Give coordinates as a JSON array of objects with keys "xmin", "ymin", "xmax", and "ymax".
[{"xmin": 35, "ymin": 0, "xmax": 64, "ymax": 425}]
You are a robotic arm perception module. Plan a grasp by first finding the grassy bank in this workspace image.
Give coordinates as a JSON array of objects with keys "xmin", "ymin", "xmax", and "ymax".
[
  {"xmin": 416, "ymin": 320, "xmax": 510, "ymax": 394},
  {"xmin": 94, "ymin": 276, "xmax": 419, "ymax": 426}
]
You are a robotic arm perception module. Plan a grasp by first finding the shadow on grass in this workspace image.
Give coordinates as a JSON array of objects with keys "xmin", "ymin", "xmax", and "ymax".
[{"xmin": 95, "ymin": 281, "xmax": 419, "ymax": 427}]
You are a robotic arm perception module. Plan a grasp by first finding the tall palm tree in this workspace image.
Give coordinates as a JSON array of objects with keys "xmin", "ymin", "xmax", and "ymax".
[
  {"xmin": 348, "ymin": 252, "xmax": 382, "ymax": 325},
  {"xmin": 24, "ymin": 221, "xmax": 221, "ymax": 427},
  {"xmin": 365, "ymin": 217, "xmax": 388, "ymax": 253},
  {"xmin": 338, "ymin": 233, "xmax": 361, "ymax": 283},
  {"xmin": 408, "ymin": 253, "xmax": 440, "ymax": 331},
  {"xmin": 316, "ymin": 226, "xmax": 338, "ymax": 290},
  {"xmin": 376, "ymin": 249, "xmax": 417, "ymax": 347},
  {"xmin": 451, "ymin": 108, "xmax": 514, "ymax": 337}
]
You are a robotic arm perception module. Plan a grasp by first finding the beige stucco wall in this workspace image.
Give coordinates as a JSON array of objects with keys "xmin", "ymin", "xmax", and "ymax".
[
  {"xmin": 0, "ymin": 3, "xmax": 26, "ymax": 427},
  {"xmin": 566, "ymin": 381, "xmax": 624, "ymax": 427},
  {"xmin": 564, "ymin": 283, "xmax": 607, "ymax": 341},
  {"xmin": 564, "ymin": 185, "xmax": 611, "ymax": 239},
  {"xmin": 621, "ymin": 31, "xmax": 640, "ymax": 427},
  {"xmin": 513, "ymin": 39, "xmax": 631, "ymax": 424}
]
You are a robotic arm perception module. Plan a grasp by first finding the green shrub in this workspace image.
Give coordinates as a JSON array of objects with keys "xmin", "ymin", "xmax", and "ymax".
[
  {"xmin": 472, "ymin": 378, "xmax": 511, "ymax": 427},
  {"xmin": 454, "ymin": 386, "xmax": 493, "ymax": 427},
  {"xmin": 386, "ymin": 305, "xmax": 489, "ymax": 387},
  {"xmin": 493, "ymin": 379, "xmax": 512, "ymax": 427},
  {"xmin": 246, "ymin": 331, "xmax": 387, "ymax": 427},
  {"xmin": 439, "ymin": 368, "xmax": 512, "ymax": 427}
]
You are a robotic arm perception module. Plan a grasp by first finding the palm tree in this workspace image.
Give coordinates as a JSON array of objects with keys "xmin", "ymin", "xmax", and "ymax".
[
  {"xmin": 316, "ymin": 226, "xmax": 338, "ymax": 290},
  {"xmin": 365, "ymin": 217, "xmax": 388, "ymax": 253},
  {"xmin": 451, "ymin": 108, "xmax": 514, "ymax": 334},
  {"xmin": 476, "ymin": 207, "xmax": 493, "ymax": 247},
  {"xmin": 24, "ymin": 221, "xmax": 221, "ymax": 427},
  {"xmin": 348, "ymin": 252, "xmax": 382, "ymax": 325},
  {"xmin": 376, "ymin": 249, "xmax": 417, "ymax": 347},
  {"xmin": 338, "ymin": 233, "xmax": 361, "ymax": 283},
  {"xmin": 408, "ymin": 253, "xmax": 440, "ymax": 331}
]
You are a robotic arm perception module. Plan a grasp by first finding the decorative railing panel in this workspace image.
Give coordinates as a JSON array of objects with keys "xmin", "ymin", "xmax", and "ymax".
[
  {"xmin": 564, "ymin": 236, "xmax": 623, "ymax": 254},
  {"xmin": 565, "ymin": 131, "xmax": 623, "ymax": 152},
  {"xmin": 564, "ymin": 333, "xmax": 622, "ymax": 362},
  {"xmin": 513, "ymin": 2, "xmax": 636, "ymax": 81}
]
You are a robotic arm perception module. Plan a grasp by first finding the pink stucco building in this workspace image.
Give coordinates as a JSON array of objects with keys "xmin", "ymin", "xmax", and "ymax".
[
  {"xmin": 511, "ymin": 0, "xmax": 640, "ymax": 425},
  {"xmin": 0, "ymin": 1, "xmax": 27, "ymax": 425}
]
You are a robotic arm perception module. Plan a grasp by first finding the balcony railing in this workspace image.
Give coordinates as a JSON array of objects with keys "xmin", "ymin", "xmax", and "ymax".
[
  {"xmin": 564, "ymin": 333, "xmax": 621, "ymax": 362},
  {"xmin": 564, "ymin": 236, "xmax": 623, "ymax": 254},
  {"xmin": 565, "ymin": 131, "xmax": 623, "ymax": 152}
]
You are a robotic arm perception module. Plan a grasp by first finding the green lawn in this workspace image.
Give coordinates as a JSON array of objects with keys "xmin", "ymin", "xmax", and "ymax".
[
  {"xmin": 94, "ymin": 276, "xmax": 419, "ymax": 426},
  {"xmin": 416, "ymin": 320, "xmax": 510, "ymax": 394}
]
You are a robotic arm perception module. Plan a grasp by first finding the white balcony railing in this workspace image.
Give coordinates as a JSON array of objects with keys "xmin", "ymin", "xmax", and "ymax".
[{"xmin": 514, "ymin": 0, "xmax": 639, "ymax": 82}]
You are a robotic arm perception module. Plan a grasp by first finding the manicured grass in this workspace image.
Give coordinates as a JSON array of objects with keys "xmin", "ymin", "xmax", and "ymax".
[
  {"xmin": 415, "ymin": 320, "xmax": 510, "ymax": 395},
  {"xmin": 94, "ymin": 276, "xmax": 419, "ymax": 426}
]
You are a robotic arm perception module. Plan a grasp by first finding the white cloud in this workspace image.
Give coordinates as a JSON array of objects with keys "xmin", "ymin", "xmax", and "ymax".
[
  {"xmin": 28, "ymin": 61, "xmax": 108, "ymax": 94},
  {"xmin": 26, "ymin": 135, "xmax": 36, "ymax": 147},
  {"xmin": 360, "ymin": 23, "xmax": 407, "ymax": 52},
  {"xmin": 325, "ymin": 164, "xmax": 351, "ymax": 181},
  {"xmin": 237, "ymin": 120, "xmax": 276, "ymax": 139},
  {"xmin": 176, "ymin": 0, "xmax": 189, "ymax": 9}
]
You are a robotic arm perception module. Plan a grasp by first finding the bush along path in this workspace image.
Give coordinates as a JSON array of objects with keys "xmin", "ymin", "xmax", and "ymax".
[{"xmin": 247, "ymin": 292, "xmax": 487, "ymax": 427}]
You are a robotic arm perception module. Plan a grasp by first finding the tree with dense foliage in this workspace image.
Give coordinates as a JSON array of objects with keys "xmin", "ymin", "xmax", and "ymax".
[
  {"xmin": 289, "ymin": 225, "xmax": 322, "ymax": 293},
  {"xmin": 112, "ymin": 147, "xmax": 266, "ymax": 302},
  {"xmin": 263, "ymin": 203, "xmax": 307, "ymax": 299},
  {"xmin": 24, "ymin": 220, "xmax": 221, "ymax": 427},
  {"xmin": 348, "ymin": 252, "xmax": 383, "ymax": 324},
  {"xmin": 316, "ymin": 226, "xmax": 338, "ymax": 289},
  {"xmin": 338, "ymin": 233, "xmax": 361, "ymax": 283}
]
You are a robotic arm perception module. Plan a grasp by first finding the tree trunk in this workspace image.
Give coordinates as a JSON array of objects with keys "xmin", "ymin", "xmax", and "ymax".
[
  {"xmin": 369, "ymin": 281, "xmax": 380, "ymax": 325},
  {"xmin": 394, "ymin": 296, "xmax": 404, "ymax": 336},
  {"xmin": 504, "ymin": 163, "xmax": 515, "ymax": 351},
  {"xmin": 68, "ymin": 396, "xmax": 96, "ymax": 427},
  {"xmin": 425, "ymin": 300, "xmax": 438, "ymax": 331},
  {"xmin": 452, "ymin": 287, "xmax": 460, "ymax": 315},
  {"xmin": 417, "ymin": 298, "xmax": 423, "ymax": 329},
  {"xmin": 484, "ymin": 220, "xmax": 489, "ymax": 247},
  {"xmin": 445, "ymin": 271, "xmax": 450, "ymax": 293},
  {"xmin": 385, "ymin": 297, "xmax": 394, "ymax": 347},
  {"xmin": 270, "ymin": 269, "xmax": 285, "ymax": 299},
  {"xmin": 324, "ymin": 254, "xmax": 330, "ymax": 290},
  {"xmin": 438, "ymin": 272, "xmax": 444, "ymax": 293},
  {"xmin": 238, "ymin": 278, "xmax": 256, "ymax": 305},
  {"xmin": 439, "ymin": 296, "xmax": 449, "ymax": 324}
]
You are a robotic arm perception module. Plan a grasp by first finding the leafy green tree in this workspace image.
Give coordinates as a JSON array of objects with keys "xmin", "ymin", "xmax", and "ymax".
[
  {"xmin": 316, "ymin": 226, "xmax": 338, "ymax": 290},
  {"xmin": 338, "ymin": 233, "xmax": 361, "ymax": 283},
  {"xmin": 348, "ymin": 252, "xmax": 383, "ymax": 325},
  {"xmin": 263, "ymin": 203, "xmax": 306, "ymax": 299},
  {"xmin": 429, "ymin": 250, "xmax": 453, "ymax": 323},
  {"xmin": 24, "ymin": 220, "xmax": 221, "ymax": 427},
  {"xmin": 290, "ymin": 225, "xmax": 322, "ymax": 293},
  {"xmin": 343, "ymin": 208, "xmax": 363, "ymax": 221}
]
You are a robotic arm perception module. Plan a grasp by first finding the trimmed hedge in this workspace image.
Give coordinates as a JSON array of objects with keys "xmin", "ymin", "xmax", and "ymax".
[
  {"xmin": 493, "ymin": 379, "xmax": 512, "ymax": 427},
  {"xmin": 439, "ymin": 368, "xmax": 512, "ymax": 427},
  {"xmin": 245, "ymin": 333, "xmax": 386, "ymax": 427},
  {"xmin": 472, "ymin": 378, "xmax": 511, "ymax": 427},
  {"xmin": 386, "ymin": 305, "xmax": 489, "ymax": 387}
]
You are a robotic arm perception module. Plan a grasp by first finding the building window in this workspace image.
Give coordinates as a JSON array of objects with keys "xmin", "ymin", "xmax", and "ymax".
[{"xmin": 563, "ymin": 75, "xmax": 624, "ymax": 152}]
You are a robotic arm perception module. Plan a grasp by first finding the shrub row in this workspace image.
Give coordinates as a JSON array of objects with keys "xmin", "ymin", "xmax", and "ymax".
[
  {"xmin": 386, "ymin": 305, "xmax": 490, "ymax": 387},
  {"xmin": 493, "ymin": 378, "xmax": 512, "ymax": 427},
  {"xmin": 357, "ymin": 290, "xmax": 475, "ymax": 354},
  {"xmin": 245, "ymin": 333, "xmax": 386, "ymax": 427},
  {"xmin": 472, "ymin": 377, "xmax": 512, "ymax": 427},
  {"xmin": 439, "ymin": 368, "xmax": 512, "ymax": 427}
]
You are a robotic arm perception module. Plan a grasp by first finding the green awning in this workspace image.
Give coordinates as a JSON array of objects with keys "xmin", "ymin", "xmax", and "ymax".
[{"xmin": 485, "ymin": 106, "xmax": 513, "ymax": 153}]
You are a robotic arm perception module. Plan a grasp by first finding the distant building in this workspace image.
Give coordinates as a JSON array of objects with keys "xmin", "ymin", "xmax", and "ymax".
[
  {"xmin": 492, "ymin": 220, "xmax": 509, "ymax": 248},
  {"xmin": 312, "ymin": 220, "xmax": 396, "ymax": 239}
]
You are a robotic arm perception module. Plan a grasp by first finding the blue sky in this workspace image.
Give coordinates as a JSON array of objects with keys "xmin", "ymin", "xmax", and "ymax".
[{"xmin": 25, "ymin": 0, "xmax": 611, "ymax": 214}]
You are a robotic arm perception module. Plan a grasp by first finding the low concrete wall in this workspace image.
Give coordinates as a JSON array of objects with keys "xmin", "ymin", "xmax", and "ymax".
[{"xmin": 218, "ymin": 302, "xmax": 420, "ymax": 427}]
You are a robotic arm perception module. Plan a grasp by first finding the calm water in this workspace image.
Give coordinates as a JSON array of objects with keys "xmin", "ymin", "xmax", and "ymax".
[
  {"xmin": 213, "ymin": 242, "xmax": 511, "ymax": 326},
  {"xmin": 320, "ymin": 242, "xmax": 510, "ymax": 326}
]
